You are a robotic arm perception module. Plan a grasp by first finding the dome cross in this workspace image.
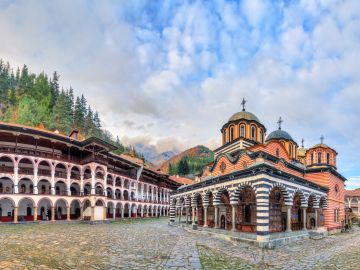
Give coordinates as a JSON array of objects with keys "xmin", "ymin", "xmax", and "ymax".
[
  {"xmin": 277, "ymin": 117, "xmax": 283, "ymax": 130},
  {"xmin": 241, "ymin": 98, "xmax": 246, "ymax": 111},
  {"xmin": 320, "ymin": 135, "xmax": 324, "ymax": 144},
  {"xmin": 301, "ymin": 138, "xmax": 304, "ymax": 148}
]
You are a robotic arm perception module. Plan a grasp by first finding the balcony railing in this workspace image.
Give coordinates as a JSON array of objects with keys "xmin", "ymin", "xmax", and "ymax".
[
  {"xmin": 0, "ymin": 189, "xmax": 14, "ymax": 194},
  {"xmin": 37, "ymin": 170, "xmax": 51, "ymax": 177},
  {"xmin": 55, "ymin": 171, "xmax": 67, "ymax": 179},
  {"xmin": 0, "ymin": 166, "xmax": 14, "ymax": 173},
  {"xmin": 0, "ymin": 146, "xmax": 81, "ymax": 164},
  {"xmin": 18, "ymin": 168, "xmax": 34, "ymax": 175}
]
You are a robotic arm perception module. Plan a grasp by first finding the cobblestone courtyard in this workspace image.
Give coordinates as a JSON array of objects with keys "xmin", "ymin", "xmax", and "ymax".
[{"xmin": 0, "ymin": 218, "xmax": 359, "ymax": 269}]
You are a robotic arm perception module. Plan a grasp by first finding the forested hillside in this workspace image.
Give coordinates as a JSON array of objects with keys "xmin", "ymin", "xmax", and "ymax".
[
  {"xmin": 159, "ymin": 145, "xmax": 214, "ymax": 177},
  {"xmin": 0, "ymin": 60, "xmax": 140, "ymax": 157}
]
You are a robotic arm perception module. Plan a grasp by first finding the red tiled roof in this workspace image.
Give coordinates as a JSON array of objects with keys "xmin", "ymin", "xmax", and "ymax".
[
  {"xmin": 345, "ymin": 188, "xmax": 360, "ymax": 197},
  {"xmin": 169, "ymin": 175, "xmax": 194, "ymax": 185}
]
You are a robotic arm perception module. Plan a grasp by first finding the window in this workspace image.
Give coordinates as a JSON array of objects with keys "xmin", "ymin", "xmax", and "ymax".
[
  {"xmin": 335, "ymin": 185, "xmax": 339, "ymax": 195},
  {"xmin": 222, "ymin": 132, "xmax": 226, "ymax": 145},
  {"xmin": 289, "ymin": 144, "xmax": 292, "ymax": 157},
  {"xmin": 244, "ymin": 205, "xmax": 251, "ymax": 223},
  {"xmin": 326, "ymin": 153, "xmax": 330, "ymax": 164},
  {"xmin": 318, "ymin": 152, "xmax": 322, "ymax": 164},
  {"xmin": 251, "ymin": 126, "xmax": 256, "ymax": 140},
  {"xmin": 311, "ymin": 153, "xmax": 314, "ymax": 164},
  {"xmin": 334, "ymin": 208, "xmax": 340, "ymax": 222},
  {"xmin": 230, "ymin": 127, "xmax": 234, "ymax": 141},
  {"xmin": 260, "ymin": 130, "xmax": 263, "ymax": 143},
  {"xmin": 276, "ymin": 149, "xmax": 279, "ymax": 157},
  {"xmin": 240, "ymin": 125, "xmax": 245, "ymax": 137}
]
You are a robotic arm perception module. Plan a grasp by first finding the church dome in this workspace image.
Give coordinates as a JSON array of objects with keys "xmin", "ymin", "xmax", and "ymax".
[
  {"xmin": 311, "ymin": 143, "xmax": 330, "ymax": 149},
  {"xmin": 266, "ymin": 129, "xmax": 293, "ymax": 142},
  {"xmin": 228, "ymin": 111, "xmax": 261, "ymax": 123},
  {"xmin": 297, "ymin": 146, "xmax": 307, "ymax": 157}
]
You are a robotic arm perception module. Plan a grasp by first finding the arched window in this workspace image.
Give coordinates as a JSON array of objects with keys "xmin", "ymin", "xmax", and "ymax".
[
  {"xmin": 21, "ymin": 184, "xmax": 26, "ymax": 193},
  {"xmin": 289, "ymin": 144, "xmax": 292, "ymax": 157},
  {"xmin": 317, "ymin": 152, "xmax": 322, "ymax": 164},
  {"xmin": 276, "ymin": 149, "xmax": 279, "ymax": 157},
  {"xmin": 240, "ymin": 125, "xmax": 245, "ymax": 137},
  {"xmin": 326, "ymin": 153, "xmax": 330, "ymax": 164},
  {"xmin": 230, "ymin": 127, "xmax": 234, "ymax": 141},
  {"xmin": 334, "ymin": 209, "xmax": 336, "ymax": 222},
  {"xmin": 259, "ymin": 130, "xmax": 263, "ymax": 143},
  {"xmin": 222, "ymin": 132, "xmax": 226, "ymax": 145},
  {"xmin": 311, "ymin": 153, "xmax": 314, "ymax": 164},
  {"xmin": 251, "ymin": 126, "xmax": 256, "ymax": 140}
]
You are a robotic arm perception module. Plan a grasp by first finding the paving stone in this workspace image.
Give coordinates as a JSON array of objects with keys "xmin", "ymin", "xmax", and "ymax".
[{"xmin": 0, "ymin": 218, "xmax": 359, "ymax": 269}]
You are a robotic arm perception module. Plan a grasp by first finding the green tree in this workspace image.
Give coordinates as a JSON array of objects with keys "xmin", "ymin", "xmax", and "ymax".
[
  {"xmin": 178, "ymin": 157, "xmax": 190, "ymax": 176},
  {"xmin": 52, "ymin": 90, "xmax": 73, "ymax": 133}
]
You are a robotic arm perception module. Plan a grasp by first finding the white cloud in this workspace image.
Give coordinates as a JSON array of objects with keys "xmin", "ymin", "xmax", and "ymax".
[{"xmin": 0, "ymin": 0, "xmax": 359, "ymax": 179}]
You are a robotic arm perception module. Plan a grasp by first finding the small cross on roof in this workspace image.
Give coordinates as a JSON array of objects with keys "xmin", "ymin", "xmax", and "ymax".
[
  {"xmin": 241, "ymin": 98, "xmax": 246, "ymax": 111},
  {"xmin": 301, "ymin": 138, "xmax": 304, "ymax": 147},
  {"xmin": 320, "ymin": 135, "xmax": 324, "ymax": 144},
  {"xmin": 277, "ymin": 117, "xmax": 283, "ymax": 130}
]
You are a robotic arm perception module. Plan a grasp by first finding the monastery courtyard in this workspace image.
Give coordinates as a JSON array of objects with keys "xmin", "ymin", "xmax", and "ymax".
[{"xmin": 0, "ymin": 219, "xmax": 357, "ymax": 270}]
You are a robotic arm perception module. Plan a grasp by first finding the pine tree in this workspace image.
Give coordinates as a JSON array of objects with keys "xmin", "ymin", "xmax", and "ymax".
[
  {"xmin": 49, "ymin": 71, "xmax": 60, "ymax": 110},
  {"xmin": 73, "ymin": 96, "xmax": 85, "ymax": 131},
  {"xmin": 52, "ymin": 90, "xmax": 73, "ymax": 133}
]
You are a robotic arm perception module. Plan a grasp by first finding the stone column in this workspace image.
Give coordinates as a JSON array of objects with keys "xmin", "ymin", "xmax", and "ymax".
[
  {"xmin": 185, "ymin": 207, "xmax": 189, "ymax": 224},
  {"xmin": 14, "ymin": 163, "xmax": 19, "ymax": 194},
  {"xmin": 113, "ymin": 208, "xmax": 116, "ymax": 219},
  {"xmin": 286, "ymin": 206, "xmax": 292, "ymax": 232},
  {"xmin": 34, "ymin": 207, "xmax": 38, "ymax": 221},
  {"xmin": 33, "ymin": 166, "xmax": 39, "ymax": 195},
  {"xmin": 214, "ymin": 206, "xmax": 219, "ymax": 228},
  {"xmin": 80, "ymin": 207, "xmax": 84, "ymax": 220},
  {"xmin": 192, "ymin": 207, "xmax": 196, "ymax": 225},
  {"xmin": 51, "ymin": 207, "xmax": 55, "ymax": 221},
  {"xmin": 103, "ymin": 207, "xmax": 107, "ymax": 220},
  {"xmin": 302, "ymin": 207, "xmax": 307, "ymax": 230},
  {"xmin": 90, "ymin": 206, "xmax": 95, "ymax": 221},
  {"xmin": 121, "ymin": 207, "xmax": 124, "ymax": 219},
  {"xmin": 51, "ymin": 170, "xmax": 55, "ymax": 195},
  {"xmin": 13, "ymin": 207, "xmax": 18, "ymax": 223},
  {"xmin": 203, "ymin": 206, "xmax": 208, "ymax": 227},
  {"xmin": 231, "ymin": 204, "xmax": 236, "ymax": 232},
  {"xmin": 67, "ymin": 207, "xmax": 71, "ymax": 221},
  {"xmin": 314, "ymin": 208, "xmax": 318, "ymax": 230},
  {"xmin": 91, "ymin": 169, "xmax": 96, "ymax": 195},
  {"xmin": 256, "ymin": 192, "xmax": 270, "ymax": 248}
]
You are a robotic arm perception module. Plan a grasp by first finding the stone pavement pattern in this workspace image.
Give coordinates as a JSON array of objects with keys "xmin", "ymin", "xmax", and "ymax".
[{"xmin": 0, "ymin": 218, "xmax": 359, "ymax": 269}]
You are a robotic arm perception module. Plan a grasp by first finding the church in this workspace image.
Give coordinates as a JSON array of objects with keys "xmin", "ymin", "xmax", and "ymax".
[{"xmin": 169, "ymin": 100, "xmax": 346, "ymax": 247}]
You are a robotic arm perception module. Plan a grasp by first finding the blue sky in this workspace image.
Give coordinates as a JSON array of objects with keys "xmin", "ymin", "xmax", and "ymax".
[{"xmin": 1, "ymin": 0, "xmax": 360, "ymax": 188}]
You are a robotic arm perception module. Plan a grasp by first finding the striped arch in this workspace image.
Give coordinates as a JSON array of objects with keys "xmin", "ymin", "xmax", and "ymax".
[
  {"xmin": 319, "ymin": 196, "xmax": 328, "ymax": 209},
  {"xmin": 230, "ymin": 182, "xmax": 257, "ymax": 204},
  {"xmin": 191, "ymin": 192, "xmax": 202, "ymax": 206},
  {"xmin": 291, "ymin": 189, "xmax": 308, "ymax": 207},
  {"xmin": 269, "ymin": 182, "xmax": 292, "ymax": 205},
  {"xmin": 202, "ymin": 190, "xmax": 213, "ymax": 206},
  {"xmin": 308, "ymin": 193, "xmax": 320, "ymax": 208},
  {"xmin": 213, "ymin": 187, "xmax": 231, "ymax": 205},
  {"xmin": 185, "ymin": 195, "xmax": 191, "ymax": 208}
]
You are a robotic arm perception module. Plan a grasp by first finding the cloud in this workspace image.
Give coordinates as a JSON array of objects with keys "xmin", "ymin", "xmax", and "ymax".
[
  {"xmin": 346, "ymin": 177, "xmax": 360, "ymax": 190},
  {"xmin": 0, "ymin": 0, "xmax": 360, "ymax": 180}
]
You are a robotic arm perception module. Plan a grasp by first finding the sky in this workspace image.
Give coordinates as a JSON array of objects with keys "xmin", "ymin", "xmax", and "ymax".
[{"xmin": 0, "ymin": 0, "xmax": 360, "ymax": 188}]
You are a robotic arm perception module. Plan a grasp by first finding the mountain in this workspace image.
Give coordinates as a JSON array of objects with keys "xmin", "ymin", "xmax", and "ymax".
[
  {"xmin": 133, "ymin": 143, "xmax": 178, "ymax": 166},
  {"xmin": 158, "ymin": 145, "xmax": 214, "ymax": 176}
]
